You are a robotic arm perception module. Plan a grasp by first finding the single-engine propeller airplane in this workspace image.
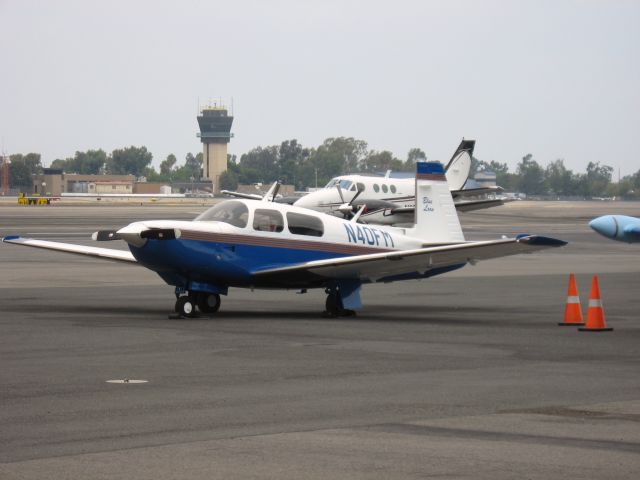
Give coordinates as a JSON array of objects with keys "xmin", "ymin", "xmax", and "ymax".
[{"xmin": 2, "ymin": 162, "xmax": 566, "ymax": 317}]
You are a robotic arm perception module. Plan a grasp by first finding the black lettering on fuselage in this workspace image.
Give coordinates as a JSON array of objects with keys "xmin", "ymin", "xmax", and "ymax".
[{"xmin": 344, "ymin": 224, "xmax": 395, "ymax": 248}]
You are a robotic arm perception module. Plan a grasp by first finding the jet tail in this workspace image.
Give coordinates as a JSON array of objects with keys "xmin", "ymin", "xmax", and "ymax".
[
  {"xmin": 408, "ymin": 161, "xmax": 465, "ymax": 244},
  {"xmin": 444, "ymin": 139, "xmax": 475, "ymax": 191}
]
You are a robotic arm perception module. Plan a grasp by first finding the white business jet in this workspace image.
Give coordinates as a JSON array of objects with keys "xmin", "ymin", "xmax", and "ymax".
[{"xmin": 2, "ymin": 162, "xmax": 565, "ymax": 317}]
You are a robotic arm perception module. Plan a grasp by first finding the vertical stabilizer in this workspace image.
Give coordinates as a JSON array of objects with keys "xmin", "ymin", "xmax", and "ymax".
[
  {"xmin": 411, "ymin": 161, "xmax": 465, "ymax": 243},
  {"xmin": 444, "ymin": 139, "xmax": 475, "ymax": 191}
]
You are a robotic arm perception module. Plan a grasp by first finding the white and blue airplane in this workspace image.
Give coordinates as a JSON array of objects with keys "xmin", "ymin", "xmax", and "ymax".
[
  {"xmin": 2, "ymin": 162, "xmax": 566, "ymax": 317},
  {"xmin": 590, "ymin": 215, "xmax": 640, "ymax": 243}
]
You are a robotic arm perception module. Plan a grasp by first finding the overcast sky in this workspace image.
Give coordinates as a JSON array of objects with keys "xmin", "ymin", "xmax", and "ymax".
[{"xmin": 1, "ymin": 0, "xmax": 639, "ymax": 177}]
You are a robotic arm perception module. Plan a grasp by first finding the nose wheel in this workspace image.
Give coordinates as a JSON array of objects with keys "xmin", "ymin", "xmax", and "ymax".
[{"xmin": 174, "ymin": 292, "xmax": 221, "ymax": 318}]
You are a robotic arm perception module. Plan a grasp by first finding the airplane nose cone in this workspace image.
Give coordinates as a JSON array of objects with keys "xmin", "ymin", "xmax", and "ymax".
[{"xmin": 589, "ymin": 215, "xmax": 618, "ymax": 239}]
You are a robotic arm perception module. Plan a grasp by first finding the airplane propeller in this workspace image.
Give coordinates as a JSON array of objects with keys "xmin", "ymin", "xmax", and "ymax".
[{"xmin": 336, "ymin": 184, "xmax": 365, "ymax": 219}]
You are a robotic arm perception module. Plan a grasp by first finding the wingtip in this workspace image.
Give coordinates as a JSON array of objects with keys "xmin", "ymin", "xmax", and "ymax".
[
  {"xmin": 517, "ymin": 234, "xmax": 568, "ymax": 247},
  {"xmin": 2, "ymin": 235, "xmax": 21, "ymax": 242}
]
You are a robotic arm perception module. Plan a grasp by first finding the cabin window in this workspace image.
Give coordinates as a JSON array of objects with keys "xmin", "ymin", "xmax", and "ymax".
[
  {"xmin": 373, "ymin": 184, "xmax": 380, "ymax": 193},
  {"xmin": 194, "ymin": 200, "xmax": 249, "ymax": 228},
  {"xmin": 350, "ymin": 184, "xmax": 356, "ymax": 191},
  {"xmin": 253, "ymin": 209, "xmax": 284, "ymax": 232},
  {"xmin": 390, "ymin": 185, "xmax": 397, "ymax": 193},
  {"xmin": 287, "ymin": 212, "xmax": 324, "ymax": 237},
  {"xmin": 382, "ymin": 184, "xmax": 388, "ymax": 193}
]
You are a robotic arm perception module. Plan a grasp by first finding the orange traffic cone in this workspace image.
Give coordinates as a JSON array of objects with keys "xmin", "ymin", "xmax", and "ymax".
[
  {"xmin": 559, "ymin": 273, "xmax": 584, "ymax": 326},
  {"xmin": 579, "ymin": 276, "xmax": 613, "ymax": 332}
]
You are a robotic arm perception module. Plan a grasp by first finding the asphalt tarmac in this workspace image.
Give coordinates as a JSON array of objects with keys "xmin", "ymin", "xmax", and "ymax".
[{"xmin": 1, "ymin": 201, "xmax": 639, "ymax": 479}]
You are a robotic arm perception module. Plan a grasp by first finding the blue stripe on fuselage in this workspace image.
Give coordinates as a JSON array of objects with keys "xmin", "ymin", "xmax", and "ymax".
[{"xmin": 129, "ymin": 238, "xmax": 353, "ymax": 287}]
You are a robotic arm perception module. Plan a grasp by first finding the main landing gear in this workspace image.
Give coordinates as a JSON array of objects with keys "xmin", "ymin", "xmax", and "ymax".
[
  {"xmin": 174, "ymin": 292, "xmax": 221, "ymax": 318},
  {"xmin": 324, "ymin": 288, "xmax": 356, "ymax": 317}
]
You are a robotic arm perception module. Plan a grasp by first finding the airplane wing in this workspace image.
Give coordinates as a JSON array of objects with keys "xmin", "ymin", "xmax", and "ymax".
[
  {"xmin": 220, "ymin": 190, "xmax": 263, "ymax": 200},
  {"xmin": 251, "ymin": 235, "xmax": 566, "ymax": 285},
  {"xmin": 454, "ymin": 198, "xmax": 513, "ymax": 212},
  {"xmin": 2, "ymin": 236, "xmax": 137, "ymax": 264},
  {"xmin": 451, "ymin": 186, "xmax": 503, "ymax": 199}
]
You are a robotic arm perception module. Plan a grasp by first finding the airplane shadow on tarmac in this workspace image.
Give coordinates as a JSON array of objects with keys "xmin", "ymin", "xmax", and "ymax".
[{"xmin": 10, "ymin": 301, "xmax": 530, "ymax": 327}]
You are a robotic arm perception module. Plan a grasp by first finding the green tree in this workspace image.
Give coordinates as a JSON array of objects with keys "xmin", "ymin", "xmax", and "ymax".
[
  {"xmin": 107, "ymin": 146, "xmax": 152, "ymax": 176},
  {"xmin": 9, "ymin": 153, "xmax": 42, "ymax": 189},
  {"xmin": 517, "ymin": 154, "xmax": 546, "ymax": 194},
  {"xmin": 584, "ymin": 161, "xmax": 613, "ymax": 197},
  {"xmin": 544, "ymin": 159, "xmax": 574, "ymax": 195},
  {"xmin": 239, "ymin": 146, "xmax": 279, "ymax": 183},
  {"xmin": 159, "ymin": 154, "xmax": 177, "ymax": 177},
  {"xmin": 219, "ymin": 170, "xmax": 239, "ymax": 191},
  {"xmin": 52, "ymin": 149, "xmax": 106, "ymax": 174},
  {"xmin": 362, "ymin": 150, "xmax": 403, "ymax": 172},
  {"xmin": 404, "ymin": 148, "xmax": 426, "ymax": 171}
]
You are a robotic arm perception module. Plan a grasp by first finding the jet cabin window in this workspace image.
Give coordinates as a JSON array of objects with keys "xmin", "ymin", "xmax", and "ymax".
[
  {"xmin": 194, "ymin": 200, "xmax": 249, "ymax": 228},
  {"xmin": 253, "ymin": 209, "xmax": 284, "ymax": 232},
  {"xmin": 287, "ymin": 212, "xmax": 324, "ymax": 237}
]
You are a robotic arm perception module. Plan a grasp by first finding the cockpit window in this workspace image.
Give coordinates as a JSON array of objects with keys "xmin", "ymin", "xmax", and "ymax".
[
  {"xmin": 323, "ymin": 178, "xmax": 353, "ymax": 190},
  {"xmin": 253, "ymin": 209, "xmax": 284, "ymax": 232},
  {"xmin": 194, "ymin": 200, "xmax": 249, "ymax": 228}
]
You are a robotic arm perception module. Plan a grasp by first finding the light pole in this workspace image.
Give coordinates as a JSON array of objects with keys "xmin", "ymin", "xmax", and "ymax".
[{"xmin": 190, "ymin": 176, "xmax": 194, "ymax": 194}]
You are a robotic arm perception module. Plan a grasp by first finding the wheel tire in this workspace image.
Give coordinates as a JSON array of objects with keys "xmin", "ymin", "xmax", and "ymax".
[
  {"xmin": 197, "ymin": 293, "xmax": 221, "ymax": 314},
  {"xmin": 175, "ymin": 296, "xmax": 196, "ymax": 318},
  {"xmin": 325, "ymin": 292, "xmax": 343, "ymax": 316}
]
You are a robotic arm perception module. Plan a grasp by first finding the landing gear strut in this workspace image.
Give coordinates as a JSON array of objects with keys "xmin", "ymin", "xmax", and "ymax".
[{"xmin": 173, "ymin": 292, "xmax": 221, "ymax": 318}]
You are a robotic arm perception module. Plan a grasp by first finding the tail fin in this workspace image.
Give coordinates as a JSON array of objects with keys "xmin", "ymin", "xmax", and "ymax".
[
  {"xmin": 444, "ymin": 139, "xmax": 475, "ymax": 191},
  {"xmin": 410, "ymin": 161, "xmax": 465, "ymax": 243}
]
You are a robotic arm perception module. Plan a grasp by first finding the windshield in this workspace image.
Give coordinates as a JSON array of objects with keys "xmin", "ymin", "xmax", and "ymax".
[
  {"xmin": 323, "ymin": 178, "xmax": 353, "ymax": 190},
  {"xmin": 194, "ymin": 200, "xmax": 249, "ymax": 228}
]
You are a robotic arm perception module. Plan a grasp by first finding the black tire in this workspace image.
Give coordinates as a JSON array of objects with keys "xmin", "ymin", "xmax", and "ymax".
[
  {"xmin": 175, "ymin": 296, "xmax": 196, "ymax": 318},
  {"xmin": 325, "ymin": 292, "xmax": 343, "ymax": 316},
  {"xmin": 197, "ymin": 293, "xmax": 221, "ymax": 314}
]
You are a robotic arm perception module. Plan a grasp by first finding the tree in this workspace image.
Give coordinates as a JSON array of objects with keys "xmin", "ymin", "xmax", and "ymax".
[
  {"xmin": 584, "ymin": 161, "xmax": 613, "ymax": 197},
  {"xmin": 219, "ymin": 170, "xmax": 239, "ymax": 191},
  {"xmin": 404, "ymin": 148, "xmax": 426, "ymax": 171},
  {"xmin": 52, "ymin": 149, "xmax": 106, "ymax": 174},
  {"xmin": 277, "ymin": 139, "xmax": 311, "ymax": 187},
  {"xmin": 107, "ymin": 146, "xmax": 152, "ymax": 176},
  {"xmin": 239, "ymin": 146, "xmax": 279, "ymax": 183},
  {"xmin": 361, "ymin": 150, "xmax": 403, "ymax": 172},
  {"xmin": 517, "ymin": 154, "xmax": 546, "ymax": 194},
  {"xmin": 159, "ymin": 154, "xmax": 177, "ymax": 177},
  {"xmin": 9, "ymin": 153, "xmax": 42, "ymax": 189},
  {"xmin": 544, "ymin": 159, "xmax": 574, "ymax": 195}
]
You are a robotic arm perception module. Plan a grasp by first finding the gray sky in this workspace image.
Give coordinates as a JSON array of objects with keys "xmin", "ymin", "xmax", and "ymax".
[{"xmin": 1, "ymin": 0, "xmax": 639, "ymax": 176}]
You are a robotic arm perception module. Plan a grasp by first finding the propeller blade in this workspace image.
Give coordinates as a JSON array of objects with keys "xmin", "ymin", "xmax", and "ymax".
[{"xmin": 92, "ymin": 230, "xmax": 122, "ymax": 241}]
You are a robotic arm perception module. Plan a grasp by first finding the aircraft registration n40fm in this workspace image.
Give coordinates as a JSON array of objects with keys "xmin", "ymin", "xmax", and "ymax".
[{"xmin": 3, "ymin": 162, "xmax": 566, "ymax": 317}]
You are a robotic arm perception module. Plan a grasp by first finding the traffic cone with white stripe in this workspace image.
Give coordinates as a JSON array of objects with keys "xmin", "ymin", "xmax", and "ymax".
[
  {"xmin": 579, "ymin": 276, "xmax": 613, "ymax": 332},
  {"xmin": 558, "ymin": 273, "xmax": 584, "ymax": 326}
]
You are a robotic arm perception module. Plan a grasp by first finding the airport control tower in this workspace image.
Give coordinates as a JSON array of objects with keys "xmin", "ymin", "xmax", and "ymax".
[{"xmin": 197, "ymin": 104, "xmax": 234, "ymax": 193}]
